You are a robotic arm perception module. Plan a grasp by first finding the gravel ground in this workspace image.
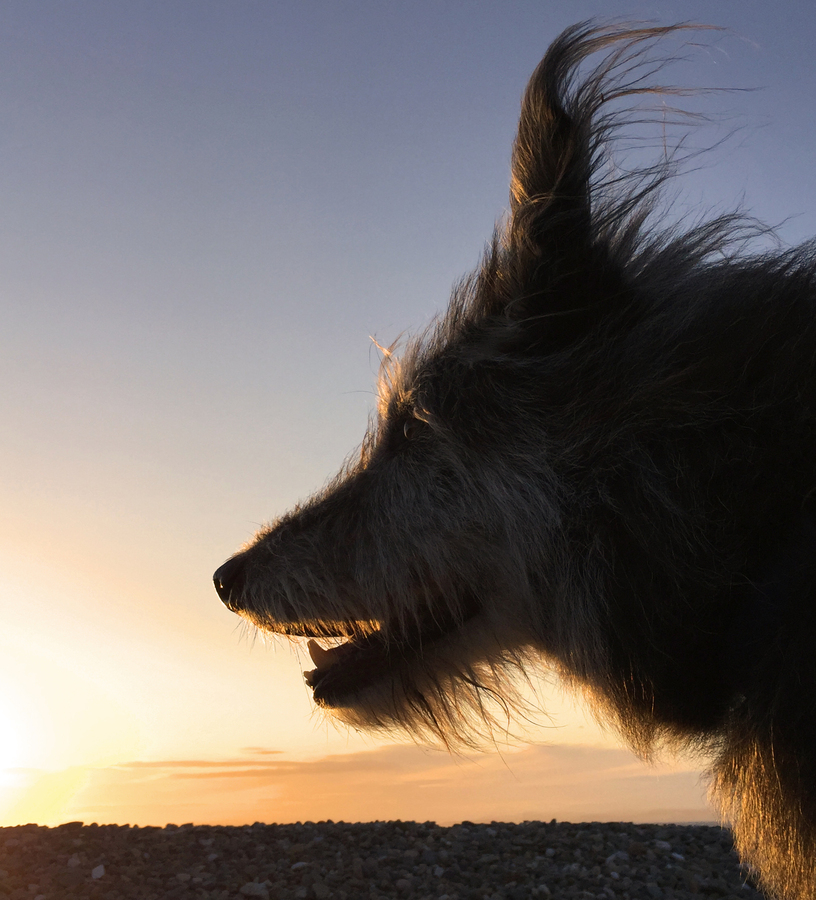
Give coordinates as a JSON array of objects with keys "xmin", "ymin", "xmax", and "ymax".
[{"xmin": 0, "ymin": 819, "xmax": 766, "ymax": 900}]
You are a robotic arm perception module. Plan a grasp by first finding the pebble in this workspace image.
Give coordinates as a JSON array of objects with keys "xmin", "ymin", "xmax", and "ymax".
[
  {"xmin": 0, "ymin": 819, "xmax": 768, "ymax": 898},
  {"xmin": 240, "ymin": 882, "xmax": 270, "ymax": 898}
]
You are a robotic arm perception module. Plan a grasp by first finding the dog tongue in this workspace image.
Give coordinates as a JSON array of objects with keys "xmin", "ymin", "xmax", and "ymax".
[
  {"xmin": 304, "ymin": 639, "xmax": 351, "ymax": 687},
  {"xmin": 307, "ymin": 639, "xmax": 341, "ymax": 670}
]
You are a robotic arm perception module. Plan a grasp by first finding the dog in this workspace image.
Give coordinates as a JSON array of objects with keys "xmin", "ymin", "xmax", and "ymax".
[{"xmin": 214, "ymin": 23, "xmax": 816, "ymax": 899}]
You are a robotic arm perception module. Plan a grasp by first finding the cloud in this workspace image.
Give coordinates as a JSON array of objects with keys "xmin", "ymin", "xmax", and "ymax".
[{"xmin": 6, "ymin": 742, "xmax": 716, "ymax": 828}]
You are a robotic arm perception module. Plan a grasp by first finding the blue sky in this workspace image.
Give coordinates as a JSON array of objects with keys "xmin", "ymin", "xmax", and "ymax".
[{"xmin": 1, "ymin": 0, "xmax": 815, "ymax": 826}]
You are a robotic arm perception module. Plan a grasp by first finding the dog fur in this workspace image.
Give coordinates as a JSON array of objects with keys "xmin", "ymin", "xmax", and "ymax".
[{"xmin": 215, "ymin": 24, "xmax": 816, "ymax": 899}]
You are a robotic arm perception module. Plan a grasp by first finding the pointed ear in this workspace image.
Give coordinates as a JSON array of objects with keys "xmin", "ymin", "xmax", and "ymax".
[
  {"xmin": 502, "ymin": 27, "xmax": 618, "ymax": 348},
  {"xmin": 501, "ymin": 23, "xmax": 698, "ymax": 346},
  {"xmin": 510, "ymin": 23, "xmax": 687, "ymax": 245},
  {"xmin": 509, "ymin": 22, "xmax": 602, "ymax": 260}
]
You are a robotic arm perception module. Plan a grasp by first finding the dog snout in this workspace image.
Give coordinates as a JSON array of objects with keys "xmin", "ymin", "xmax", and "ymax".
[{"xmin": 213, "ymin": 554, "xmax": 247, "ymax": 608}]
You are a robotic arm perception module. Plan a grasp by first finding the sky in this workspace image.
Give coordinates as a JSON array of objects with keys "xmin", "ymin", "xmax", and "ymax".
[{"xmin": 2, "ymin": 0, "xmax": 816, "ymax": 828}]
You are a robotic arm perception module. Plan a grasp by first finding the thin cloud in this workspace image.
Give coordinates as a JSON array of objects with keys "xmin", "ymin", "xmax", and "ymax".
[{"xmin": 14, "ymin": 742, "xmax": 717, "ymax": 828}]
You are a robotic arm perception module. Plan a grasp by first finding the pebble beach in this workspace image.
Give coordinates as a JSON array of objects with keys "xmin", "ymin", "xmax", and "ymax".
[{"xmin": 0, "ymin": 820, "xmax": 766, "ymax": 899}]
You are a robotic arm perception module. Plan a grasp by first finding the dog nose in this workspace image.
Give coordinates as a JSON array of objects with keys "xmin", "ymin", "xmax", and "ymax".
[{"xmin": 213, "ymin": 554, "xmax": 247, "ymax": 608}]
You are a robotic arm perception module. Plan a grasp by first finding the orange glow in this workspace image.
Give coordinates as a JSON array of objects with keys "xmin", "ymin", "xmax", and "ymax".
[{"xmin": 0, "ymin": 744, "xmax": 714, "ymax": 829}]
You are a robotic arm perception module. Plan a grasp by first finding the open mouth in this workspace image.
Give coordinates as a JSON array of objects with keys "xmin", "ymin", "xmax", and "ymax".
[
  {"xmin": 296, "ymin": 604, "xmax": 480, "ymax": 706},
  {"xmin": 214, "ymin": 556, "xmax": 481, "ymax": 707},
  {"xmin": 302, "ymin": 631, "xmax": 401, "ymax": 705}
]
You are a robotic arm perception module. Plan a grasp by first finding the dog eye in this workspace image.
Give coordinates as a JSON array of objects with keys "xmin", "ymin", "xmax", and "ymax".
[{"xmin": 403, "ymin": 418, "xmax": 424, "ymax": 441}]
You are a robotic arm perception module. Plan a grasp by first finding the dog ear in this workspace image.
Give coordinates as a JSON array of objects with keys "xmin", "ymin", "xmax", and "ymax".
[
  {"xmin": 509, "ymin": 25, "xmax": 596, "ymax": 265},
  {"xmin": 502, "ymin": 24, "xmax": 683, "ymax": 349}
]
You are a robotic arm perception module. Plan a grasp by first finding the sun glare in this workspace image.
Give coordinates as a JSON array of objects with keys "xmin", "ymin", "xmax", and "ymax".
[
  {"xmin": 0, "ymin": 694, "xmax": 24, "ymax": 775},
  {"xmin": 0, "ymin": 693, "xmax": 28, "ymax": 828}
]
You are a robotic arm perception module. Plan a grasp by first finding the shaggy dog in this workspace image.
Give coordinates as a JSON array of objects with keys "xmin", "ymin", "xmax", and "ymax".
[{"xmin": 215, "ymin": 24, "xmax": 816, "ymax": 899}]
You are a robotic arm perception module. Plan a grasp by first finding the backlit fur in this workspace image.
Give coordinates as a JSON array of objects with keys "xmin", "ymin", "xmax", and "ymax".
[{"xmin": 215, "ymin": 24, "xmax": 816, "ymax": 899}]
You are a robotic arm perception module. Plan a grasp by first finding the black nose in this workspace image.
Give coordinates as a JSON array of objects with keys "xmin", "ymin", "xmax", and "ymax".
[{"xmin": 213, "ymin": 554, "xmax": 247, "ymax": 608}]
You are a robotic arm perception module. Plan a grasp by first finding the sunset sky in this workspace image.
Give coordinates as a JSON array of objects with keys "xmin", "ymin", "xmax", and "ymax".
[{"xmin": 3, "ymin": 0, "xmax": 816, "ymax": 828}]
